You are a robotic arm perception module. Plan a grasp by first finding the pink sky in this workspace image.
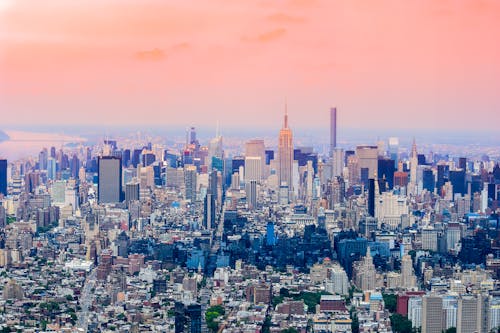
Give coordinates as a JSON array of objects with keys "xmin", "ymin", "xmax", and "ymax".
[{"xmin": 1, "ymin": 0, "xmax": 499, "ymax": 130}]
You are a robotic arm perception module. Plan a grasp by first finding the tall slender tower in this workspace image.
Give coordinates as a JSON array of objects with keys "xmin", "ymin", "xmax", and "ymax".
[
  {"xmin": 409, "ymin": 138, "xmax": 418, "ymax": 194},
  {"xmin": 278, "ymin": 104, "xmax": 293, "ymax": 199},
  {"xmin": 330, "ymin": 107, "xmax": 337, "ymax": 157}
]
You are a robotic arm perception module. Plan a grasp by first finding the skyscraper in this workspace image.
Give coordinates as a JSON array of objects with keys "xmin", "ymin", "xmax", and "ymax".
[
  {"xmin": 208, "ymin": 125, "xmax": 223, "ymax": 171},
  {"xmin": 186, "ymin": 303, "xmax": 202, "ymax": 333},
  {"xmin": 388, "ymin": 137, "xmax": 399, "ymax": 167},
  {"xmin": 203, "ymin": 193, "xmax": 215, "ymax": 230},
  {"xmin": 125, "ymin": 181, "xmax": 140, "ymax": 207},
  {"xmin": 449, "ymin": 169, "xmax": 466, "ymax": 196},
  {"xmin": 184, "ymin": 165, "xmax": 197, "ymax": 203},
  {"xmin": 122, "ymin": 149, "xmax": 131, "ymax": 167},
  {"xmin": 175, "ymin": 302, "xmax": 202, "ymax": 333},
  {"xmin": 141, "ymin": 150, "xmax": 156, "ymax": 167},
  {"xmin": 457, "ymin": 295, "xmax": 486, "ymax": 333},
  {"xmin": 0, "ymin": 205, "xmax": 6, "ymax": 228},
  {"xmin": 246, "ymin": 180, "xmax": 257, "ymax": 210},
  {"xmin": 244, "ymin": 156, "xmax": 262, "ymax": 182},
  {"xmin": 409, "ymin": 139, "xmax": 418, "ymax": 194},
  {"xmin": 0, "ymin": 159, "xmax": 7, "ymax": 197},
  {"xmin": 278, "ymin": 105, "xmax": 293, "ymax": 201},
  {"xmin": 70, "ymin": 155, "xmax": 80, "ymax": 179},
  {"xmin": 38, "ymin": 148, "xmax": 48, "ymax": 170},
  {"xmin": 330, "ymin": 107, "xmax": 337, "ymax": 157},
  {"xmin": 186, "ymin": 126, "xmax": 198, "ymax": 149},
  {"xmin": 332, "ymin": 148, "xmax": 344, "ymax": 178},
  {"xmin": 131, "ymin": 149, "xmax": 142, "ymax": 168},
  {"xmin": 437, "ymin": 164, "xmax": 450, "ymax": 192},
  {"xmin": 98, "ymin": 156, "xmax": 122, "ymax": 204},
  {"xmin": 368, "ymin": 178, "xmax": 375, "ymax": 217},
  {"xmin": 377, "ymin": 158, "xmax": 396, "ymax": 190},
  {"xmin": 266, "ymin": 222, "xmax": 276, "ymax": 246},
  {"xmin": 245, "ymin": 139, "xmax": 266, "ymax": 176},
  {"xmin": 422, "ymin": 295, "xmax": 443, "ymax": 333},
  {"xmin": 422, "ymin": 168, "xmax": 435, "ymax": 193},
  {"xmin": 47, "ymin": 157, "xmax": 57, "ymax": 180},
  {"xmin": 352, "ymin": 247, "xmax": 376, "ymax": 291},
  {"xmin": 458, "ymin": 157, "xmax": 467, "ymax": 171},
  {"xmin": 356, "ymin": 145, "xmax": 378, "ymax": 184}
]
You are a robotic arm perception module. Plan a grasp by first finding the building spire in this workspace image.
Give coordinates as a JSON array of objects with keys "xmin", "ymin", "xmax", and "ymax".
[
  {"xmin": 284, "ymin": 98, "xmax": 288, "ymax": 128},
  {"xmin": 411, "ymin": 137, "xmax": 417, "ymax": 158}
]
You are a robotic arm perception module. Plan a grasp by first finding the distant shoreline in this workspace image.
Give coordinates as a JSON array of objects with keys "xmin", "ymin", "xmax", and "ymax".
[
  {"xmin": 0, "ymin": 130, "xmax": 9, "ymax": 142},
  {"xmin": 0, "ymin": 130, "xmax": 86, "ymax": 160}
]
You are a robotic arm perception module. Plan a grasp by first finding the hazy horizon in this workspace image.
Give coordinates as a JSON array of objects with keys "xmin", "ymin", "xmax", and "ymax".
[{"xmin": 1, "ymin": 124, "xmax": 500, "ymax": 147}]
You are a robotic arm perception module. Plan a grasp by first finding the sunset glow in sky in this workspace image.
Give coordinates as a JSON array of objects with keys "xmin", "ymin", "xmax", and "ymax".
[{"xmin": 1, "ymin": 0, "xmax": 499, "ymax": 130}]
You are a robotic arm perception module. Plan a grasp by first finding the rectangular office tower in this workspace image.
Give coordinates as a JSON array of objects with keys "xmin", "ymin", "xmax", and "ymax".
[
  {"xmin": 330, "ymin": 107, "xmax": 337, "ymax": 157},
  {"xmin": 422, "ymin": 295, "xmax": 443, "ymax": 333},
  {"xmin": 98, "ymin": 156, "xmax": 122, "ymax": 204},
  {"xmin": 0, "ymin": 159, "xmax": 7, "ymax": 197},
  {"xmin": 125, "ymin": 181, "xmax": 140, "ymax": 207}
]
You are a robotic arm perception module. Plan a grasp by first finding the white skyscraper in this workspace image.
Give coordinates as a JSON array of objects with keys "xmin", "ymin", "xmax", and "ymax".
[
  {"xmin": 245, "ymin": 139, "xmax": 266, "ymax": 177},
  {"xmin": 328, "ymin": 264, "xmax": 349, "ymax": 296},
  {"xmin": 408, "ymin": 297, "xmax": 422, "ymax": 328},
  {"xmin": 375, "ymin": 191, "xmax": 409, "ymax": 229},
  {"xmin": 244, "ymin": 157, "xmax": 262, "ymax": 182}
]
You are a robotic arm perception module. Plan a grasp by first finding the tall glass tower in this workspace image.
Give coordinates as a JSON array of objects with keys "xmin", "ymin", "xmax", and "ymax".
[{"xmin": 330, "ymin": 107, "xmax": 337, "ymax": 157}]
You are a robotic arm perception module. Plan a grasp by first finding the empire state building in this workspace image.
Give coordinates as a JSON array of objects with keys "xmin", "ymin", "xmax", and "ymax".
[{"xmin": 278, "ymin": 106, "xmax": 293, "ymax": 200}]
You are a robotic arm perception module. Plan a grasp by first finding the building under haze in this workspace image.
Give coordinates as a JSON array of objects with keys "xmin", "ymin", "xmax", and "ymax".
[
  {"xmin": 278, "ymin": 107, "xmax": 293, "ymax": 202},
  {"xmin": 356, "ymin": 145, "xmax": 378, "ymax": 185},
  {"xmin": 409, "ymin": 139, "xmax": 419, "ymax": 195},
  {"xmin": 98, "ymin": 156, "xmax": 122, "ymax": 204},
  {"xmin": 245, "ymin": 139, "xmax": 266, "ymax": 178},
  {"xmin": 330, "ymin": 107, "xmax": 337, "ymax": 157},
  {"xmin": 388, "ymin": 137, "xmax": 399, "ymax": 167}
]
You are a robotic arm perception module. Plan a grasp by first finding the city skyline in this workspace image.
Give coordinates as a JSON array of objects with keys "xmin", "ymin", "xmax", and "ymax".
[
  {"xmin": 2, "ymin": 2, "xmax": 500, "ymax": 332},
  {"xmin": 1, "ymin": 0, "xmax": 500, "ymax": 129}
]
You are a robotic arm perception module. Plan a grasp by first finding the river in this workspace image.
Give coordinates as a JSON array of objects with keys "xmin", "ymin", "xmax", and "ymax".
[{"xmin": 0, "ymin": 130, "xmax": 87, "ymax": 160}]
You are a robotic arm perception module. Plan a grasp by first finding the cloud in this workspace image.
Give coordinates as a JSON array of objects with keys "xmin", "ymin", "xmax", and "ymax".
[
  {"xmin": 171, "ymin": 42, "xmax": 190, "ymax": 51},
  {"xmin": 135, "ymin": 48, "xmax": 166, "ymax": 61},
  {"xmin": 242, "ymin": 28, "xmax": 287, "ymax": 43},
  {"xmin": 258, "ymin": 28, "xmax": 286, "ymax": 42},
  {"xmin": 266, "ymin": 13, "xmax": 305, "ymax": 24}
]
